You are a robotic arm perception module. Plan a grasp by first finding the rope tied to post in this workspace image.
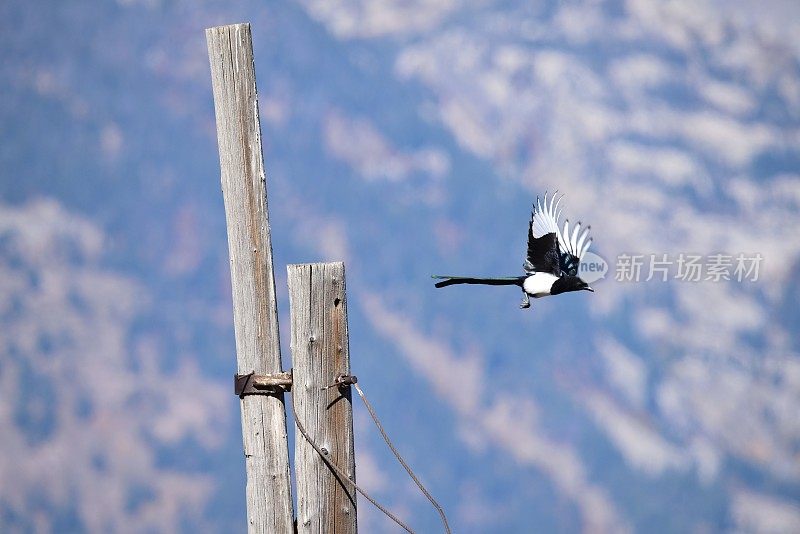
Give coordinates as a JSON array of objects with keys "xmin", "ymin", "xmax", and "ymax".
[
  {"xmin": 290, "ymin": 387, "xmax": 414, "ymax": 534},
  {"xmin": 292, "ymin": 375, "xmax": 452, "ymax": 534}
]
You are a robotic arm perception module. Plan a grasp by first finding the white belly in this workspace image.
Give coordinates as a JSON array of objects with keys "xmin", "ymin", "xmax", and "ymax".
[{"xmin": 523, "ymin": 273, "xmax": 558, "ymax": 298}]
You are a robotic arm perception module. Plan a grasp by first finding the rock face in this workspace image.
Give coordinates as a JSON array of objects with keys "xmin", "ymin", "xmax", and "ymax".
[{"xmin": 0, "ymin": 200, "xmax": 226, "ymax": 532}]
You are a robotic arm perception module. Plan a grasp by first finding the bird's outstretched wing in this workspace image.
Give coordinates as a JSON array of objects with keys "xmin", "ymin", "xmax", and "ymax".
[
  {"xmin": 525, "ymin": 231, "xmax": 561, "ymax": 276},
  {"xmin": 528, "ymin": 192, "xmax": 592, "ymax": 276}
]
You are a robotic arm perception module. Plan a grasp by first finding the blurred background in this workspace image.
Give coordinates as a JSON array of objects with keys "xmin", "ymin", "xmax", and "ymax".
[{"xmin": 2, "ymin": 0, "xmax": 799, "ymax": 532}]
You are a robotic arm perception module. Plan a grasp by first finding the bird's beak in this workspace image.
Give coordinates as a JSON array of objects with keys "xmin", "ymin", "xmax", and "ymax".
[{"xmin": 585, "ymin": 286, "xmax": 594, "ymax": 292}]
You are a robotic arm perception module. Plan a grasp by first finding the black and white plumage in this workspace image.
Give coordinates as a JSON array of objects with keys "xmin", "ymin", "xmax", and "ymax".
[{"xmin": 433, "ymin": 192, "xmax": 594, "ymax": 308}]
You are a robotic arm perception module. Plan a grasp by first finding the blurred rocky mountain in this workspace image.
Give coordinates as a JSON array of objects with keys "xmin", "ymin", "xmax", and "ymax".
[{"xmin": 1, "ymin": 0, "xmax": 799, "ymax": 532}]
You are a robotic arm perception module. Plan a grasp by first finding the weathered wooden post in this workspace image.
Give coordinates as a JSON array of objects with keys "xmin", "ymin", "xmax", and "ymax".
[
  {"xmin": 206, "ymin": 23, "xmax": 294, "ymax": 532},
  {"xmin": 288, "ymin": 262, "xmax": 358, "ymax": 533}
]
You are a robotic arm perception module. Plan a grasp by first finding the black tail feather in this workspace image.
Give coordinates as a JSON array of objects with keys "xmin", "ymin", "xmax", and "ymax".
[{"xmin": 432, "ymin": 275, "xmax": 524, "ymax": 288}]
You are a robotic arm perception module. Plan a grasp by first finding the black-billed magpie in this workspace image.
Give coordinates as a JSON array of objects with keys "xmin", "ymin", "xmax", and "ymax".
[{"xmin": 433, "ymin": 192, "xmax": 594, "ymax": 308}]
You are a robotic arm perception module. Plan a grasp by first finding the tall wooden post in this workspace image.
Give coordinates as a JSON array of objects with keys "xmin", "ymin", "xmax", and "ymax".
[
  {"xmin": 206, "ymin": 23, "xmax": 294, "ymax": 532},
  {"xmin": 288, "ymin": 262, "xmax": 358, "ymax": 533}
]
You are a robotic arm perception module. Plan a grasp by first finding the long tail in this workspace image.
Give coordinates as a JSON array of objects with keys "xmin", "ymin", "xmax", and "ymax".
[{"xmin": 431, "ymin": 275, "xmax": 524, "ymax": 289}]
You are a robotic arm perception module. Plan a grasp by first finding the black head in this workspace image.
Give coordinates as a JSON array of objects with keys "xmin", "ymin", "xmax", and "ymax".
[{"xmin": 551, "ymin": 276, "xmax": 594, "ymax": 296}]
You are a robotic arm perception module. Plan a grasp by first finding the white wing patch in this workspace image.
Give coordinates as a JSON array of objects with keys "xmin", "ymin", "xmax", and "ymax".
[
  {"xmin": 531, "ymin": 192, "xmax": 592, "ymax": 261},
  {"xmin": 523, "ymin": 272, "xmax": 559, "ymax": 297}
]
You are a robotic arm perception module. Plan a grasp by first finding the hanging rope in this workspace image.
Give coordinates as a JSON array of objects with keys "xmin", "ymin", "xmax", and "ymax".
[
  {"xmin": 290, "ymin": 393, "xmax": 415, "ymax": 534},
  {"xmin": 291, "ymin": 378, "xmax": 452, "ymax": 533},
  {"xmin": 353, "ymin": 383, "xmax": 452, "ymax": 534}
]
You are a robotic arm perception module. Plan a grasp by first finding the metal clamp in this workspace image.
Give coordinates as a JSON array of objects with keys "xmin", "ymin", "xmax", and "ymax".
[
  {"xmin": 321, "ymin": 374, "xmax": 358, "ymax": 390},
  {"xmin": 235, "ymin": 370, "xmax": 293, "ymax": 397}
]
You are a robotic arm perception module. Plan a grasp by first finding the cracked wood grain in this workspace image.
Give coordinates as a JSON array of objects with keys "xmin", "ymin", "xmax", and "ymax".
[
  {"xmin": 288, "ymin": 262, "xmax": 357, "ymax": 534},
  {"xmin": 206, "ymin": 23, "xmax": 294, "ymax": 534}
]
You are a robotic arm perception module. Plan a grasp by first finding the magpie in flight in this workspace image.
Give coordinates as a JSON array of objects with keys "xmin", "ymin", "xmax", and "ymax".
[{"xmin": 433, "ymin": 192, "xmax": 594, "ymax": 308}]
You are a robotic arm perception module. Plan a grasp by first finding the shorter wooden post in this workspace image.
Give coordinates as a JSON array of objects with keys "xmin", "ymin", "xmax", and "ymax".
[{"xmin": 288, "ymin": 262, "xmax": 357, "ymax": 533}]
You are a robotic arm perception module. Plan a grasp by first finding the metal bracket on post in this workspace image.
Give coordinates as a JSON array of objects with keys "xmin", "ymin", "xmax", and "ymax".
[
  {"xmin": 321, "ymin": 374, "xmax": 358, "ymax": 391},
  {"xmin": 235, "ymin": 371, "xmax": 293, "ymax": 397}
]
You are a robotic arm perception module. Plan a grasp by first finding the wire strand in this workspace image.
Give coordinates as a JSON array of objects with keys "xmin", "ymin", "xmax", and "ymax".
[
  {"xmin": 290, "ymin": 393, "xmax": 415, "ymax": 534},
  {"xmin": 353, "ymin": 383, "xmax": 452, "ymax": 534}
]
